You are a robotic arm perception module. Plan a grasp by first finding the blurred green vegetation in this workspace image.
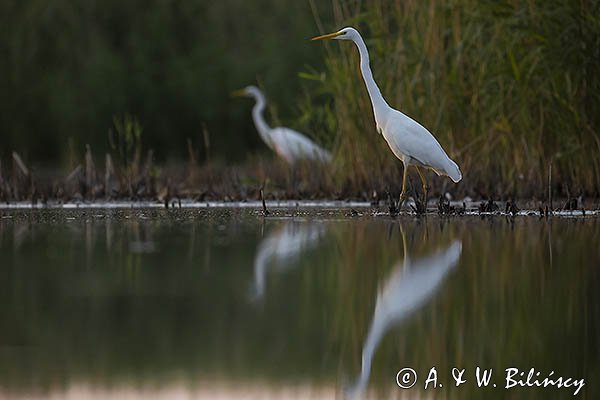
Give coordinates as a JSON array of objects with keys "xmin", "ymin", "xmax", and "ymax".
[
  {"xmin": 1, "ymin": 0, "xmax": 599, "ymax": 198},
  {"xmin": 0, "ymin": 0, "xmax": 331, "ymax": 165},
  {"xmin": 300, "ymin": 0, "xmax": 600, "ymax": 197}
]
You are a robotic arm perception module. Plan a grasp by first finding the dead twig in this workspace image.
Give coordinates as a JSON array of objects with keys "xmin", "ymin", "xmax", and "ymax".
[
  {"xmin": 387, "ymin": 190, "xmax": 398, "ymax": 216},
  {"xmin": 505, "ymin": 199, "xmax": 519, "ymax": 216},
  {"xmin": 260, "ymin": 187, "xmax": 270, "ymax": 216}
]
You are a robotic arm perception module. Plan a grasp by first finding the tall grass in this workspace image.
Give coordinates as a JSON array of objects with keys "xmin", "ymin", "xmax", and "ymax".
[{"xmin": 299, "ymin": 0, "xmax": 600, "ymax": 199}]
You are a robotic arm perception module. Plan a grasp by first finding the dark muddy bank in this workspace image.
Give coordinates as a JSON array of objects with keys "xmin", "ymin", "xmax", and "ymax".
[{"xmin": 1, "ymin": 151, "xmax": 597, "ymax": 215}]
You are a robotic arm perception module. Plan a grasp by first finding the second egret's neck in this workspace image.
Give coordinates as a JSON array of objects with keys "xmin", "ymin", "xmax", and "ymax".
[
  {"xmin": 351, "ymin": 34, "xmax": 390, "ymax": 125},
  {"xmin": 251, "ymin": 92, "xmax": 272, "ymax": 147}
]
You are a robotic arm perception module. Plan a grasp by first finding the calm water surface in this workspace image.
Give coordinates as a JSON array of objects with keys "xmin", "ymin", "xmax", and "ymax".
[{"xmin": 0, "ymin": 208, "xmax": 598, "ymax": 399}]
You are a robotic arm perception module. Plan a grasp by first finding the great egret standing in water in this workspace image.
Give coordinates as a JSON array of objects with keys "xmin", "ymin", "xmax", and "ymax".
[
  {"xmin": 232, "ymin": 86, "xmax": 332, "ymax": 165},
  {"xmin": 312, "ymin": 27, "xmax": 461, "ymax": 208}
]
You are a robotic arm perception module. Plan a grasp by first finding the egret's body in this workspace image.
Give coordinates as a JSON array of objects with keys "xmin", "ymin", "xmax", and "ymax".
[
  {"xmin": 250, "ymin": 221, "xmax": 326, "ymax": 301},
  {"xmin": 233, "ymin": 86, "xmax": 332, "ymax": 165},
  {"xmin": 312, "ymin": 28, "xmax": 461, "ymax": 207},
  {"xmin": 346, "ymin": 234, "xmax": 462, "ymax": 398}
]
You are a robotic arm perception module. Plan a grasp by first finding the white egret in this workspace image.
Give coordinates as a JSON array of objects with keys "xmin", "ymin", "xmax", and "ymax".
[
  {"xmin": 249, "ymin": 221, "xmax": 327, "ymax": 302},
  {"xmin": 346, "ymin": 230, "xmax": 462, "ymax": 399},
  {"xmin": 312, "ymin": 28, "xmax": 461, "ymax": 208},
  {"xmin": 232, "ymin": 86, "xmax": 332, "ymax": 165}
]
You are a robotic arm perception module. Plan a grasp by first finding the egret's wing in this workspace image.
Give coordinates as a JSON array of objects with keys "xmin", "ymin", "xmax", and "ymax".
[
  {"xmin": 269, "ymin": 127, "xmax": 332, "ymax": 164},
  {"xmin": 348, "ymin": 241, "xmax": 462, "ymax": 399},
  {"xmin": 385, "ymin": 111, "xmax": 461, "ymax": 182},
  {"xmin": 270, "ymin": 222, "xmax": 326, "ymax": 261},
  {"xmin": 376, "ymin": 240, "xmax": 462, "ymax": 321}
]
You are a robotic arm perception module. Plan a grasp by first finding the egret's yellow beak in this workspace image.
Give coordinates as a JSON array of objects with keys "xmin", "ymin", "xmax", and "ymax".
[
  {"xmin": 311, "ymin": 31, "xmax": 343, "ymax": 41},
  {"xmin": 230, "ymin": 89, "xmax": 246, "ymax": 98}
]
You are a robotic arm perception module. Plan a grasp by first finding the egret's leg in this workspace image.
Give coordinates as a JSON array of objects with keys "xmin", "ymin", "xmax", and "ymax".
[
  {"xmin": 399, "ymin": 224, "xmax": 409, "ymax": 272},
  {"xmin": 397, "ymin": 163, "xmax": 409, "ymax": 209},
  {"xmin": 416, "ymin": 167, "xmax": 429, "ymax": 205}
]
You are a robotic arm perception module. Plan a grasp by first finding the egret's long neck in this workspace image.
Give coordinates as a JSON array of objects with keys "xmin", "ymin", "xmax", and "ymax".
[
  {"xmin": 348, "ymin": 311, "xmax": 388, "ymax": 397},
  {"xmin": 352, "ymin": 35, "xmax": 389, "ymax": 125},
  {"xmin": 251, "ymin": 93, "xmax": 273, "ymax": 148}
]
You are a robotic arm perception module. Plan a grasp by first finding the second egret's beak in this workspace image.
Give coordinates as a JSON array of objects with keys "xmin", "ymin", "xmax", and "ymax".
[
  {"xmin": 230, "ymin": 89, "xmax": 246, "ymax": 98},
  {"xmin": 311, "ymin": 31, "xmax": 343, "ymax": 41}
]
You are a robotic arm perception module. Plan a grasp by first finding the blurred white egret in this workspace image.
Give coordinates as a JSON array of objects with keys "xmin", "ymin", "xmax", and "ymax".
[
  {"xmin": 249, "ymin": 221, "xmax": 327, "ymax": 302},
  {"xmin": 312, "ymin": 27, "xmax": 461, "ymax": 207},
  {"xmin": 232, "ymin": 86, "xmax": 332, "ymax": 165},
  {"xmin": 346, "ymin": 229, "xmax": 462, "ymax": 399}
]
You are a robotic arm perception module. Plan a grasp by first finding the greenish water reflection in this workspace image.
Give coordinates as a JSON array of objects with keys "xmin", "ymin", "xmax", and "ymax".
[{"xmin": 0, "ymin": 209, "xmax": 598, "ymax": 399}]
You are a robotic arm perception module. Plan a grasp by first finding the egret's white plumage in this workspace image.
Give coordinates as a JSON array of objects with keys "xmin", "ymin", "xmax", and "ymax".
[
  {"xmin": 312, "ymin": 27, "xmax": 461, "ymax": 205},
  {"xmin": 346, "ymin": 233, "xmax": 462, "ymax": 399},
  {"xmin": 233, "ymin": 86, "xmax": 332, "ymax": 165},
  {"xmin": 250, "ymin": 221, "xmax": 326, "ymax": 301}
]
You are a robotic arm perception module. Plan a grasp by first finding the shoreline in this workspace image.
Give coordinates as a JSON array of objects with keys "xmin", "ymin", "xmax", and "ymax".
[{"xmin": 0, "ymin": 199, "xmax": 597, "ymax": 218}]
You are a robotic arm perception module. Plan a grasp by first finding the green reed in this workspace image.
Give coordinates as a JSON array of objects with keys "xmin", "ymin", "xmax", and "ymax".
[{"xmin": 299, "ymin": 0, "xmax": 600, "ymax": 199}]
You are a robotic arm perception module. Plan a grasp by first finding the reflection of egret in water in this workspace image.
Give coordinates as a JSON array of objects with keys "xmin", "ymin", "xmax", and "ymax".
[
  {"xmin": 346, "ymin": 227, "xmax": 462, "ymax": 399},
  {"xmin": 250, "ymin": 221, "xmax": 327, "ymax": 302}
]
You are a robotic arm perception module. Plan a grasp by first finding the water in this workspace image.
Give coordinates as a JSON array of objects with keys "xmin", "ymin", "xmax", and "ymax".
[{"xmin": 0, "ymin": 208, "xmax": 598, "ymax": 399}]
